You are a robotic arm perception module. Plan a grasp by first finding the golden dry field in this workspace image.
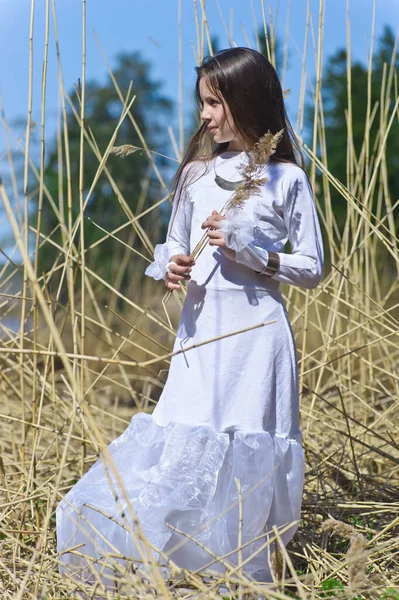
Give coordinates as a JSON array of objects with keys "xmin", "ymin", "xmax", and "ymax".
[{"xmin": 0, "ymin": 1, "xmax": 398, "ymax": 598}]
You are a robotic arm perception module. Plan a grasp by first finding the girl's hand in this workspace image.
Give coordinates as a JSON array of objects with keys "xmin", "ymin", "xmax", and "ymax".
[
  {"xmin": 201, "ymin": 210, "xmax": 227, "ymax": 247},
  {"xmin": 165, "ymin": 254, "xmax": 195, "ymax": 290},
  {"xmin": 201, "ymin": 210, "xmax": 236, "ymax": 261}
]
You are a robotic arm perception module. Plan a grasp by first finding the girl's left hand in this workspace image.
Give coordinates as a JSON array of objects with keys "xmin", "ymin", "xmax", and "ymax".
[{"xmin": 201, "ymin": 210, "xmax": 226, "ymax": 247}]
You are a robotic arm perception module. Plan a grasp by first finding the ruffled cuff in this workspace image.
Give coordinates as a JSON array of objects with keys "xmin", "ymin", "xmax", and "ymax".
[
  {"xmin": 219, "ymin": 208, "xmax": 256, "ymax": 252},
  {"xmin": 144, "ymin": 243, "xmax": 171, "ymax": 281}
]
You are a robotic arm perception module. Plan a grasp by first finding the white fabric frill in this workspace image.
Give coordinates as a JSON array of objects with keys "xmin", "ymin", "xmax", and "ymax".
[
  {"xmin": 144, "ymin": 243, "xmax": 171, "ymax": 281},
  {"xmin": 57, "ymin": 413, "xmax": 305, "ymax": 585},
  {"xmin": 219, "ymin": 208, "xmax": 256, "ymax": 252}
]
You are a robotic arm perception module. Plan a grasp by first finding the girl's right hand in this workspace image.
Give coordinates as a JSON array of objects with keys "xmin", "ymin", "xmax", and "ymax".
[{"xmin": 165, "ymin": 254, "xmax": 196, "ymax": 290}]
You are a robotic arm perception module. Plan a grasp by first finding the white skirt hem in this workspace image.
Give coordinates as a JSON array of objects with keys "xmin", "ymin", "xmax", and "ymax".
[{"xmin": 56, "ymin": 412, "xmax": 305, "ymax": 586}]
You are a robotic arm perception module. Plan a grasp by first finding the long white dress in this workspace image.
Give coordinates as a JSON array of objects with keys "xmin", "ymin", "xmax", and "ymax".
[{"xmin": 56, "ymin": 151, "xmax": 324, "ymax": 586}]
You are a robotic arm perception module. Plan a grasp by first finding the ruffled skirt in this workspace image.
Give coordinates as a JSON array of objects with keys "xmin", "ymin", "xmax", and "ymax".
[{"xmin": 57, "ymin": 412, "xmax": 305, "ymax": 586}]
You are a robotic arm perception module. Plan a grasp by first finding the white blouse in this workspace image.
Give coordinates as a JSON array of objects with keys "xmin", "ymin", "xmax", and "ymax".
[{"xmin": 146, "ymin": 152, "xmax": 324, "ymax": 290}]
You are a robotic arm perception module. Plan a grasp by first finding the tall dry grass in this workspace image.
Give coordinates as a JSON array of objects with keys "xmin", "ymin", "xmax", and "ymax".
[{"xmin": 0, "ymin": 0, "xmax": 398, "ymax": 598}]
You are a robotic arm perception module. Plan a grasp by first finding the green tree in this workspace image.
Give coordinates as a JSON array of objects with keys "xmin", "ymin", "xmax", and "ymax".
[
  {"xmin": 39, "ymin": 51, "xmax": 173, "ymax": 291},
  {"xmin": 308, "ymin": 25, "xmax": 399, "ymax": 231}
]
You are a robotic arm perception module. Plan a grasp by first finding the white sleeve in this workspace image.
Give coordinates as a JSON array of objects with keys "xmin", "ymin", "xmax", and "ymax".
[
  {"xmin": 165, "ymin": 182, "xmax": 192, "ymax": 258},
  {"xmin": 234, "ymin": 167, "xmax": 324, "ymax": 289},
  {"xmin": 145, "ymin": 172, "xmax": 193, "ymax": 281}
]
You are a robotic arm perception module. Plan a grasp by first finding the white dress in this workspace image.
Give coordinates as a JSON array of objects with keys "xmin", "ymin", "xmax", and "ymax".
[{"xmin": 56, "ymin": 151, "xmax": 324, "ymax": 585}]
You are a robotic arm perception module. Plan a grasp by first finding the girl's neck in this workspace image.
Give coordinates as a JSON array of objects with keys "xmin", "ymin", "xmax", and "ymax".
[
  {"xmin": 227, "ymin": 137, "xmax": 253, "ymax": 153},
  {"xmin": 226, "ymin": 143, "xmax": 245, "ymax": 152}
]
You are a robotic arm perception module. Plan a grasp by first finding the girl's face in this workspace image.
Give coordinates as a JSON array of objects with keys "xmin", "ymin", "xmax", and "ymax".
[{"xmin": 199, "ymin": 77, "xmax": 245, "ymax": 151}]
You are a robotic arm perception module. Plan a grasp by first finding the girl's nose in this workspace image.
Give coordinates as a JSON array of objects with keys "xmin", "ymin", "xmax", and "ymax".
[{"xmin": 200, "ymin": 108, "xmax": 211, "ymax": 122}]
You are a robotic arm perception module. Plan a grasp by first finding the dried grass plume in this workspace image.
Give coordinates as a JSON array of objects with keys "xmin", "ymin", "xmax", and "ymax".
[
  {"xmin": 226, "ymin": 128, "xmax": 284, "ymax": 210},
  {"xmin": 110, "ymin": 144, "xmax": 141, "ymax": 158},
  {"xmin": 321, "ymin": 518, "xmax": 369, "ymax": 592}
]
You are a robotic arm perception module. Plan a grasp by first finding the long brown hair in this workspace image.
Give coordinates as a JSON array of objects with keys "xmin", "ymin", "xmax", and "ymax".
[{"xmin": 172, "ymin": 47, "xmax": 305, "ymax": 205}]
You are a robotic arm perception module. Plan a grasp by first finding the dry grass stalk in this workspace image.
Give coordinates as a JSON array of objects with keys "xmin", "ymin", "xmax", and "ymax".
[{"xmin": 235, "ymin": 477, "xmax": 243, "ymax": 600}]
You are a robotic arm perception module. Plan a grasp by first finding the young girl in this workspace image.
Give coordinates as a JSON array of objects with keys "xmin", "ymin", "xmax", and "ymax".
[{"xmin": 57, "ymin": 47, "xmax": 323, "ymax": 586}]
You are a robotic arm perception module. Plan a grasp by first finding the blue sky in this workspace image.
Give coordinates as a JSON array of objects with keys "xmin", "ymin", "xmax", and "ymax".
[
  {"xmin": 1, "ymin": 0, "xmax": 398, "ymax": 151},
  {"xmin": 0, "ymin": 0, "xmax": 398, "ymax": 251}
]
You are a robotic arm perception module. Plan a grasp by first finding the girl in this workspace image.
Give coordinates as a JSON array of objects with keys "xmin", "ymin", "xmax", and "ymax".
[{"xmin": 57, "ymin": 47, "xmax": 323, "ymax": 586}]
